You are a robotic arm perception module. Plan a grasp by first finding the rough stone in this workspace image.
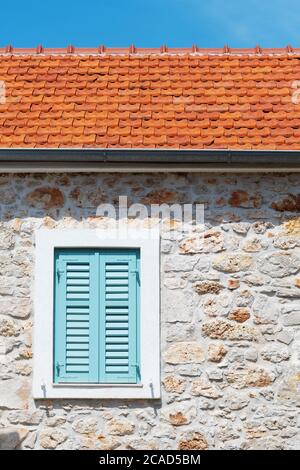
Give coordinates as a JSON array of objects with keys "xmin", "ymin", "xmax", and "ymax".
[
  {"xmin": 8, "ymin": 410, "xmax": 43, "ymax": 426},
  {"xmin": 163, "ymin": 376, "xmax": 185, "ymax": 393},
  {"xmin": 164, "ymin": 342, "xmax": 205, "ymax": 364},
  {"xmin": 276, "ymin": 330, "xmax": 294, "ymax": 345},
  {"xmin": 26, "ymin": 187, "xmax": 64, "ymax": 209},
  {"xmin": 164, "ymin": 255, "xmax": 198, "ymax": 272},
  {"xmin": 191, "ymin": 377, "xmax": 223, "ymax": 398},
  {"xmin": 228, "ymin": 308, "xmax": 250, "ymax": 323},
  {"xmin": 202, "ymin": 319, "xmax": 259, "ymax": 341},
  {"xmin": 261, "ymin": 345, "xmax": 290, "ymax": 363},
  {"xmin": 178, "ymin": 432, "xmax": 208, "ymax": 450},
  {"xmin": 0, "ymin": 378, "xmax": 30, "ymax": 409},
  {"xmin": 207, "ymin": 343, "xmax": 228, "ymax": 362},
  {"xmin": 72, "ymin": 417, "xmax": 98, "ymax": 434},
  {"xmin": 193, "ymin": 280, "xmax": 223, "ymax": 295},
  {"xmin": 108, "ymin": 420, "xmax": 135, "ymax": 436},
  {"xmin": 162, "ymin": 403, "xmax": 196, "ymax": 426},
  {"xmin": 40, "ymin": 429, "xmax": 68, "ymax": 449},
  {"xmin": 225, "ymin": 367, "xmax": 274, "ymax": 388},
  {"xmin": 258, "ymin": 252, "xmax": 300, "ymax": 278},
  {"xmin": 212, "ymin": 253, "xmax": 252, "ymax": 273},
  {"xmin": 0, "ymin": 316, "xmax": 20, "ymax": 337},
  {"xmin": 0, "ymin": 427, "xmax": 29, "ymax": 450}
]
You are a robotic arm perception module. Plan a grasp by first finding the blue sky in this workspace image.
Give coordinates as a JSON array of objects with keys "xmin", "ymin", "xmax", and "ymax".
[{"xmin": 0, "ymin": 0, "xmax": 298, "ymax": 48}]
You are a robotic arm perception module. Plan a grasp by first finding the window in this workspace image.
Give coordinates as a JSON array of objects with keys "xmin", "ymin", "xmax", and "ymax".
[
  {"xmin": 33, "ymin": 229, "xmax": 160, "ymax": 399},
  {"xmin": 54, "ymin": 248, "xmax": 140, "ymax": 384}
]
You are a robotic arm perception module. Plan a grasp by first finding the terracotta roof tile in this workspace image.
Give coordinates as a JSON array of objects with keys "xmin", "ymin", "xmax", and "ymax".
[{"xmin": 1, "ymin": 47, "xmax": 300, "ymax": 148}]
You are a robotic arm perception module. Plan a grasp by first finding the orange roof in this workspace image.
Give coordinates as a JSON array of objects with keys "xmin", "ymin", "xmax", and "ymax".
[{"xmin": 1, "ymin": 46, "xmax": 300, "ymax": 150}]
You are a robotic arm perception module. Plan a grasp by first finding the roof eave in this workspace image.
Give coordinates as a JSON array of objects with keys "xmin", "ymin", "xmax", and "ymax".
[{"xmin": 1, "ymin": 148, "xmax": 300, "ymax": 172}]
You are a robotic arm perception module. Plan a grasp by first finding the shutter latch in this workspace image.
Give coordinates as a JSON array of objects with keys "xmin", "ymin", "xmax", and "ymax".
[
  {"xmin": 56, "ymin": 267, "xmax": 65, "ymax": 281},
  {"xmin": 130, "ymin": 269, "xmax": 140, "ymax": 283},
  {"xmin": 56, "ymin": 361, "xmax": 64, "ymax": 376}
]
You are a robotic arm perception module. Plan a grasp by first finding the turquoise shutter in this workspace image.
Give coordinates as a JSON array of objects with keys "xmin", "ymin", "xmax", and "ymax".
[
  {"xmin": 99, "ymin": 250, "xmax": 140, "ymax": 383},
  {"xmin": 54, "ymin": 250, "xmax": 98, "ymax": 383}
]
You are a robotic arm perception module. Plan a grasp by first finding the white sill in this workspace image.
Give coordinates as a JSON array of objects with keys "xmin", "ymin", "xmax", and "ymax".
[{"xmin": 52, "ymin": 383, "xmax": 144, "ymax": 388}]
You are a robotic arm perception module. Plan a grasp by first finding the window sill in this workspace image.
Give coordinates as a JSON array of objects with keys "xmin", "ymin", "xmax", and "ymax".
[
  {"xmin": 33, "ymin": 381, "xmax": 158, "ymax": 399},
  {"xmin": 52, "ymin": 383, "xmax": 144, "ymax": 388}
]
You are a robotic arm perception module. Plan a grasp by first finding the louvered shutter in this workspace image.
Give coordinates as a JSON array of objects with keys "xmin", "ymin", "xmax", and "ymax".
[
  {"xmin": 99, "ymin": 250, "xmax": 140, "ymax": 383},
  {"xmin": 54, "ymin": 250, "xmax": 98, "ymax": 383}
]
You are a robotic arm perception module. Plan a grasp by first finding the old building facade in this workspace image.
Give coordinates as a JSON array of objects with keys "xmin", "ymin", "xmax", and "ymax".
[{"xmin": 0, "ymin": 48, "xmax": 299, "ymax": 449}]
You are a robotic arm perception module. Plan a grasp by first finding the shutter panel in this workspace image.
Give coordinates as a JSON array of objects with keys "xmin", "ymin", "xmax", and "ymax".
[
  {"xmin": 54, "ymin": 250, "xmax": 98, "ymax": 383},
  {"xmin": 99, "ymin": 250, "xmax": 140, "ymax": 383}
]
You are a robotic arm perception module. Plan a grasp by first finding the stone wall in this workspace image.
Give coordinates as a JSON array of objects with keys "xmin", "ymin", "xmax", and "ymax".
[{"xmin": 0, "ymin": 172, "xmax": 299, "ymax": 450}]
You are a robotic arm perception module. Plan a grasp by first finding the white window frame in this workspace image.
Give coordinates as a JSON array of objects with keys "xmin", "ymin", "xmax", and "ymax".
[{"xmin": 33, "ymin": 229, "xmax": 160, "ymax": 399}]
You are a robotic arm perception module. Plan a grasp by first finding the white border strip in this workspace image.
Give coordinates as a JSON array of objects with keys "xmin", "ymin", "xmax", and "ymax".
[{"xmin": 33, "ymin": 229, "xmax": 160, "ymax": 399}]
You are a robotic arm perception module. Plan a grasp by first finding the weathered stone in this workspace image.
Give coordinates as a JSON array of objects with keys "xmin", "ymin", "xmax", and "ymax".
[
  {"xmin": 14, "ymin": 362, "xmax": 32, "ymax": 376},
  {"xmin": 244, "ymin": 347, "xmax": 258, "ymax": 362},
  {"xmin": 72, "ymin": 417, "xmax": 98, "ymax": 434},
  {"xmin": 207, "ymin": 368, "xmax": 223, "ymax": 381},
  {"xmin": 40, "ymin": 429, "xmax": 68, "ymax": 449},
  {"xmin": 228, "ymin": 190, "xmax": 261, "ymax": 208},
  {"xmin": 108, "ymin": 419, "xmax": 135, "ymax": 436},
  {"xmin": 194, "ymin": 280, "xmax": 223, "ymax": 295},
  {"xmin": 202, "ymin": 319, "xmax": 259, "ymax": 341},
  {"xmin": 271, "ymin": 193, "xmax": 300, "ymax": 212},
  {"xmin": 212, "ymin": 253, "xmax": 252, "ymax": 273},
  {"xmin": 179, "ymin": 230, "xmax": 224, "ymax": 254},
  {"xmin": 216, "ymin": 424, "xmax": 241, "ymax": 441},
  {"xmin": 202, "ymin": 292, "xmax": 231, "ymax": 317},
  {"xmin": 242, "ymin": 238, "xmax": 266, "ymax": 253},
  {"xmin": 0, "ymin": 378, "xmax": 30, "ymax": 409},
  {"xmin": 232, "ymin": 222, "xmax": 250, "ymax": 234},
  {"xmin": 252, "ymin": 220, "xmax": 273, "ymax": 234},
  {"xmin": 207, "ymin": 343, "xmax": 228, "ymax": 362},
  {"xmin": 257, "ymin": 252, "xmax": 300, "ymax": 278},
  {"xmin": 277, "ymin": 370, "xmax": 300, "ymax": 406},
  {"xmin": 282, "ymin": 312, "xmax": 300, "ymax": 326},
  {"xmin": 228, "ymin": 308, "xmax": 250, "ymax": 323},
  {"xmin": 261, "ymin": 345, "xmax": 290, "ymax": 363},
  {"xmin": 163, "ymin": 290, "xmax": 194, "ymax": 323},
  {"xmin": 23, "ymin": 431, "xmax": 37, "ymax": 449},
  {"xmin": 252, "ymin": 295, "xmax": 279, "ymax": 325},
  {"xmin": 163, "ymin": 375, "xmax": 185, "ymax": 393},
  {"xmin": 96, "ymin": 435, "xmax": 120, "ymax": 450},
  {"xmin": 191, "ymin": 377, "xmax": 222, "ymax": 398},
  {"xmin": 0, "ymin": 316, "xmax": 20, "ymax": 337},
  {"xmin": 141, "ymin": 189, "xmax": 179, "ymax": 205},
  {"xmin": 178, "ymin": 432, "xmax": 208, "ymax": 450},
  {"xmin": 241, "ymin": 437, "xmax": 285, "ymax": 450},
  {"xmin": 219, "ymin": 392, "xmax": 250, "ymax": 410},
  {"xmin": 225, "ymin": 366, "xmax": 274, "ymax": 388},
  {"xmin": 244, "ymin": 422, "xmax": 267, "ymax": 439},
  {"xmin": 164, "ymin": 342, "xmax": 205, "ymax": 364},
  {"xmin": 276, "ymin": 330, "xmax": 294, "ymax": 345},
  {"xmin": 0, "ymin": 298, "xmax": 31, "ymax": 319},
  {"xmin": 46, "ymin": 416, "xmax": 67, "ymax": 427},
  {"xmin": 243, "ymin": 274, "xmax": 265, "ymax": 286},
  {"xmin": 164, "ymin": 276, "xmax": 187, "ymax": 289},
  {"xmin": 0, "ymin": 427, "xmax": 29, "ymax": 450},
  {"xmin": 162, "ymin": 403, "xmax": 196, "ymax": 426},
  {"xmin": 273, "ymin": 236, "xmax": 298, "ymax": 250},
  {"xmin": 26, "ymin": 187, "xmax": 64, "ymax": 209},
  {"xmin": 227, "ymin": 279, "xmax": 240, "ymax": 290},
  {"xmin": 8, "ymin": 410, "xmax": 43, "ymax": 426},
  {"xmin": 164, "ymin": 255, "xmax": 198, "ymax": 272}
]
